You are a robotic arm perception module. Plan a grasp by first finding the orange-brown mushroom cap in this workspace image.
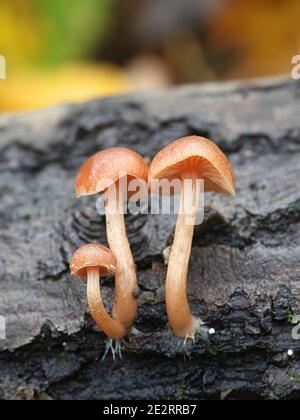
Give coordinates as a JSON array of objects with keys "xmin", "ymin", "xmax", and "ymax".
[
  {"xmin": 149, "ymin": 136, "xmax": 236, "ymax": 196},
  {"xmin": 75, "ymin": 147, "xmax": 149, "ymax": 198},
  {"xmin": 70, "ymin": 244, "xmax": 116, "ymax": 278}
]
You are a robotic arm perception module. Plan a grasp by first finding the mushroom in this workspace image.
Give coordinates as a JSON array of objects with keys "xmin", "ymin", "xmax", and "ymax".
[
  {"xmin": 75, "ymin": 148, "xmax": 149, "ymax": 331},
  {"xmin": 149, "ymin": 136, "xmax": 235, "ymax": 340},
  {"xmin": 70, "ymin": 243, "xmax": 126, "ymax": 359}
]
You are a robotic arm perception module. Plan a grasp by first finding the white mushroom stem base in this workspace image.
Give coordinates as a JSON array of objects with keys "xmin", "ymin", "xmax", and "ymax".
[
  {"xmin": 102, "ymin": 338, "xmax": 125, "ymax": 362},
  {"xmin": 166, "ymin": 175, "xmax": 204, "ymax": 339},
  {"xmin": 87, "ymin": 268, "xmax": 126, "ymax": 340},
  {"xmin": 105, "ymin": 185, "xmax": 138, "ymax": 329}
]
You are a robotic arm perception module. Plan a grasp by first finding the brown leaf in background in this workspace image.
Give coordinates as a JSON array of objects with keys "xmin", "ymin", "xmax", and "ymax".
[{"xmin": 208, "ymin": 0, "xmax": 300, "ymax": 78}]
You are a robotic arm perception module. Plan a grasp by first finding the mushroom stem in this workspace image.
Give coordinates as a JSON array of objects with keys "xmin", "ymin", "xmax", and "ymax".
[
  {"xmin": 166, "ymin": 173, "xmax": 201, "ymax": 338},
  {"xmin": 105, "ymin": 185, "xmax": 138, "ymax": 329},
  {"xmin": 87, "ymin": 267, "xmax": 126, "ymax": 339}
]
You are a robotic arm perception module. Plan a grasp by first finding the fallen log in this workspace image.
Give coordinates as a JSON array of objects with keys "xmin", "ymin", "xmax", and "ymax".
[{"xmin": 0, "ymin": 76, "xmax": 299, "ymax": 400}]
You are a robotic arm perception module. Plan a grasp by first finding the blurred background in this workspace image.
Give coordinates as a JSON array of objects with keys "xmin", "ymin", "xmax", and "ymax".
[{"xmin": 0, "ymin": 0, "xmax": 299, "ymax": 112}]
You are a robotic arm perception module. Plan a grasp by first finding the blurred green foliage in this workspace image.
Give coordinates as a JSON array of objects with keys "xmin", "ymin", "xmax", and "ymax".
[
  {"xmin": 0, "ymin": 0, "xmax": 115, "ymax": 68},
  {"xmin": 37, "ymin": 0, "xmax": 115, "ymax": 66}
]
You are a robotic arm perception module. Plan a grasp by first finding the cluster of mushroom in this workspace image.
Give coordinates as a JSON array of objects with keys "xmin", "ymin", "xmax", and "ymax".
[{"xmin": 70, "ymin": 136, "xmax": 235, "ymax": 358}]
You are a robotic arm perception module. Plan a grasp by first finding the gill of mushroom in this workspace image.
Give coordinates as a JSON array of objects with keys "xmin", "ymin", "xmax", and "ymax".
[
  {"xmin": 70, "ymin": 243, "xmax": 126, "ymax": 360},
  {"xmin": 75, "ymin": 147, "xmax": 149, "ymax": 332},
  {"xmin": 149, "ymin": 136, "xmax": 236, "ymax": 342}
]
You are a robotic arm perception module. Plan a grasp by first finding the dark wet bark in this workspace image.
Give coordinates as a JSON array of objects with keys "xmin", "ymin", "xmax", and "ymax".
[{"xmin": 0, "ymin": 77, "xmax": 300, "ymax": 400}]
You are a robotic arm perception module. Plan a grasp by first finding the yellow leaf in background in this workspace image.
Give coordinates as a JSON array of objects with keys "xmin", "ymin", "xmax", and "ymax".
[
  {"xmin": 0, "ymin": 0, "xmax": 125, "ymax": 111},
  {"xmin": 0, "ymin": 1, "xmax": 41, "ymax": 66},
  {"xmin": 0, "ymin": 63, "xmax": 134, "ymax": 112}
]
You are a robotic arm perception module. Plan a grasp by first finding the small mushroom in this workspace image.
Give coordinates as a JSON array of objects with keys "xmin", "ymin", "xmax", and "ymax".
[
  {"xmin": 149, "ymin": 136, "xmax": 235, "ymax": 340},
  {"xmin": 75, "ymin": 148, "xmax": 149, "ymax": 330},
  {"xmin": 70, "ymin": 243, "xmax": 126, "ymax": 341}
]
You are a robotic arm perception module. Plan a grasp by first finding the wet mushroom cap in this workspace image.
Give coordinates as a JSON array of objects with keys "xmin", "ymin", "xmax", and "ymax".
[
  {"xmin": 149, "ymin": 136, "xmax": 236, "ymax": 196},
  {"xmin": 70, "ymin": 243, "xmax": 116, "ymax": 278},
  {"xmin": 75, "ymin": 147, "xmax": 149, "ymax": 198}
]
